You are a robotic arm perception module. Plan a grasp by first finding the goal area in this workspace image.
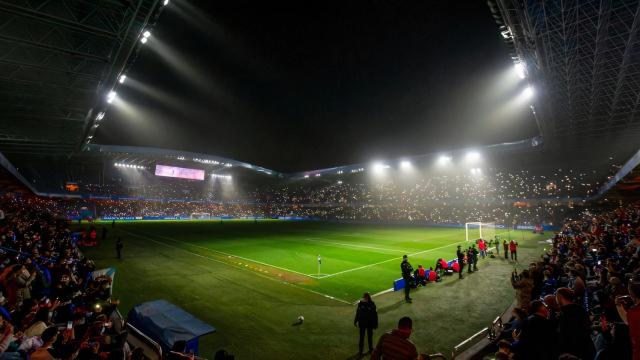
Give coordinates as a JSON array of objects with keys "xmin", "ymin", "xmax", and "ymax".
[
  {"xmin": 190, "ymin": 213, "xmax": 211, "ymax": 220},
  {"xmin": 464, "ymin": 222, "xmax": 496, "ymax": 242}
]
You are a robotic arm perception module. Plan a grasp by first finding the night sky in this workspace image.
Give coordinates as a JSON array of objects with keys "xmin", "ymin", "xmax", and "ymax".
[{"xmin": 95, "ymin": 0, "xmax": 538, "ymax": 172}]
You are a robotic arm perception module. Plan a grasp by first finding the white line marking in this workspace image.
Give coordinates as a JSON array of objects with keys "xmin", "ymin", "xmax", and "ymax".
[
  {"xmin": 317, "ymin": 238, "xmax": 469, "ymax": 279},
  {"xmin": 300, "ymin": 237, "xmax": 407, "ymax": 253},
  {"xmin": 121, "ymin": 230, "xmax": 352, "ymax": 305},
  {"xmin": 146, "ymin": 233, "xmax": 316, "ymax": 280}
]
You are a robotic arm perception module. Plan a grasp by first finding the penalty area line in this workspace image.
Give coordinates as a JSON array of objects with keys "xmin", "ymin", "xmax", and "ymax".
[
  {"xmin": 121, "ymin": 230, "xmax": 352, "ymax": 305},
  {"xmin": 317, "ymin": 238, "xmax": 470, "ymax": 279}
]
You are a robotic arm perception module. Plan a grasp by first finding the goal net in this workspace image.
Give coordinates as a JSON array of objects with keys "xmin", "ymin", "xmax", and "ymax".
[
  {"xmin": 465, "ymin": 222, "xmax": 496, "ymax": 242},
  {"xmin": 190, "ymin": 213, "xmax": 211, "ymax": 220}
]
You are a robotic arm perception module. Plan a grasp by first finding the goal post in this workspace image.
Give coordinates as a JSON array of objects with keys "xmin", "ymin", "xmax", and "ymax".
[
  {"xmin": 190, "ymin": 213, "xmax": 211, "ymax": 220},
  {"xmin": 465, "ymin": 222, "xmax": 496, "ymax": 242}
]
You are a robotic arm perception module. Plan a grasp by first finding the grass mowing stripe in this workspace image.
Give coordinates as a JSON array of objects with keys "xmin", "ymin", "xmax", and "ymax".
[
  {"xmin": 318, "ymin": 236, "xmax": 470, "ymax": 279},
  {"xmin": 120, "ymin": 229, "xmax": 353, "ymax": 305},
  {"xmin": 300, "ymin": 237, "xmax": 407, "ymax": 253},
  {"xmin": 125, "ymin": 230, "xmax": 317, "ymax": 280}
]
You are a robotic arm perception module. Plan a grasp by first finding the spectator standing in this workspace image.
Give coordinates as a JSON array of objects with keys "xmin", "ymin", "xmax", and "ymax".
[
  {"xmin": 466, "ymin": 247, "xmax": 474, "ymax": 274},
  {"xmin": 371, "ymin": 317, "xmax": 423, "ymax": 360},
  {"xmin": 400, "ymin": 255, "xmax": 413, "ymax": 303},
  {"xmin": 555, "ymin": 287, "xmax": 595, "ymax": 360},
  {"xmin": 511, "ymin": 269, "xmax": 533, "ymax": 309},
  {"xmin": 616, "ymin": 276, "xmax": 640, "ymax": 360},
  {"xmin": 509, "ymin": 240, "xmax": 518, "ymax": 261},
  {"xmin": 354, "ymin": 292, "xmax": 378, "ymax": 355},
  {"xmin": 513, "ymin": 300, "xmax": 556, "ymax": 360}
]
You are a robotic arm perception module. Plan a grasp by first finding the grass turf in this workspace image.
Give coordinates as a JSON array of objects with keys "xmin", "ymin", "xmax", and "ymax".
[{"xmin": 81, "ymin": 220, "xmax": 547, "ymax": 359}]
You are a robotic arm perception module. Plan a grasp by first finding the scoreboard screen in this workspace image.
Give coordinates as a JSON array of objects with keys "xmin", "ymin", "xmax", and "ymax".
[{"xmin": 154, "ymin": 165, "xmax": 205, "ymax": 181}]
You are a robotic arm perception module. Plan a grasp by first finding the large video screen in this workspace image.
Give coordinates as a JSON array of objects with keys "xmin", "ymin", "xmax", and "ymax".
[{"xmin": 155, "ymin": 165, "xmax": 205, "ymax": 181}]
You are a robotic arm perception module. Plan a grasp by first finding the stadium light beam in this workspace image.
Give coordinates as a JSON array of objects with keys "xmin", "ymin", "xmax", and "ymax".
[
  {"xmin": 514, "ymin": 62, "xmax": 526, "ymax": 79},
  {"xmin": 522, "ymin": 86, "xmax": 534, "ymax": 99}
]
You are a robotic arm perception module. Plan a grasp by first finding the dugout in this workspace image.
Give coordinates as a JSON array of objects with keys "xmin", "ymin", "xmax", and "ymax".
[{"xmin": 126, "ymin": 300, "xmax": 216, "ymax": 359}]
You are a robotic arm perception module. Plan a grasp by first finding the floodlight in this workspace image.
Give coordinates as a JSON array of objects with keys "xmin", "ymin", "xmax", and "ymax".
[
  {"xmin": 337, "ymin": 180, "xmax": 343, "ymax": 184},
  {"xmin": 143, "ymin": 31, "xmax": 151, "ymax": 38},
  {"xmin": 465, "ymin": 151, "xmax": 481, "ymax": 162},
  {"xmin": 96, "ymin": 112, "xmax": 105, "ymax": 121},
  {"xmin": 372, "ymin": 163, "xmax": 389, "ymax": 174},
  {"xmin": 437, "ymin": 155, "xmax": 451, "ymax": 166},
  {"xmin": 304, "ymin": 175, "xmax": 309, "ymax": 179},
  {"xmin": 107, "ymin": 91, "xmax": 117, "ymax": 103},
  {"xmin": 119, "ymin": 75, "xmax": 127, "ymax": 84},
  {"xmin": 140, "ymin": 37, "xmax": 148, "ymax": 44},
  {"xmin": 163, "ymin": 0, "xmax": 169, "ymax": 5},
  {"xmin": 400, "ymin": 160, "xmax": 412, "ymax": 170},
  {"xmin": 514, "ymin": 62, "xmax": 526, "ymax": 79},
  {"xmin": 315, "ymin": 173, "xmax": 321, "ymax": 177},
  {"xmin": 522, "ymin": 86, "xmax": 534, "ymax": 99}
]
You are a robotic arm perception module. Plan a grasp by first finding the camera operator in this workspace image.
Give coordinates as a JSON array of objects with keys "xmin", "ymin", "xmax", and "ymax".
[{"xmin": 511, "ymin": 269, "xmax": 533, "ymax": 309}]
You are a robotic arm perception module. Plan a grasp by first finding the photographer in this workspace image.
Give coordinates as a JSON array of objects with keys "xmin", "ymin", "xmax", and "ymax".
[{"xmin": 511, "ymin": 269, "xmax": 533, "ymax": 309}]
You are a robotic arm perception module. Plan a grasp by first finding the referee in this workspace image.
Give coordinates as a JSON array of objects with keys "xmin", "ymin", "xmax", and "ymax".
[{"xmin": 400, "ymin": 255, "xmax": 413, "ymax": 303}]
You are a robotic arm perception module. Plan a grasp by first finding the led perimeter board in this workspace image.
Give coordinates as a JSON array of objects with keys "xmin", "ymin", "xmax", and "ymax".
[{"xmin": 155, "ymin": 165, "xmax": 205, "ymax": 180}]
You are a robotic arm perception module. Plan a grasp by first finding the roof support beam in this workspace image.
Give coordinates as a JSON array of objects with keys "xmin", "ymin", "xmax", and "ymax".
[{"xmin": 0, "ymin": 1, "xmax": 118, "ymax": 39}]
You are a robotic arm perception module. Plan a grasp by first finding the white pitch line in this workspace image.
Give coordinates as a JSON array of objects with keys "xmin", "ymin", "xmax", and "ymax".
[
  {"xmin": 317, "ymin": 238, "xmax": 469, "ymax": 279},
  {"xmin": 145, "ymin": 232, "xmax": 316, "ymax": 280},
  {"xmin": 300, "ymin": 237, "xmax": 407, "ymax": 253},
  {"xmin": 121, "ymin": 230, "xmax": 352, "ymax": 305}
]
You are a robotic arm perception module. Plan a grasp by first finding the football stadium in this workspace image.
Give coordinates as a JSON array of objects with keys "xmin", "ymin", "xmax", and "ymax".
[{"xmin": 1, "ymin": 1, "xmax": 640, "ymax": 359}]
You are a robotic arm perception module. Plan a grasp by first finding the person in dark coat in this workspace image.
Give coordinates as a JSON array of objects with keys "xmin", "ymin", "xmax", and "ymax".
[
  {"xmin": 354, "ymin": 292, "xmax": 378, "ymax": 355},
  {"xmin": 555, "ymin": 287, "xmax": 596, "ymax": 360},
  {"xmin": 513, "ymin": 300, "xmax": 556, "ymax": 360},
  {"xmin": 503, "ymin": 240, "xmax": 509, "ymax": 259},
  {"xmin": 400, "ymin": 255, "xmax": 413, "ymax": 303},
  {"xmin": 456, "ymin": 245, "xmax": 465, "ymax": 279},
  {"xmin": 116, "ymin": 237, "xmax": 123, "ymax": 259}
]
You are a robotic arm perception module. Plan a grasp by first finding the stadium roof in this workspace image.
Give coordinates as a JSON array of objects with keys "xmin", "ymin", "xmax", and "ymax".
[
  {"xmin": 0, "ymin": 0, "xmax": 165, "ymax": 156},
  {"xmin": 85, "ymin": 144, "xmax": 281, "ymax": 177},
  {"xmin": 490, "ymin": 0, "xmax": 640, "ymax": 148}
]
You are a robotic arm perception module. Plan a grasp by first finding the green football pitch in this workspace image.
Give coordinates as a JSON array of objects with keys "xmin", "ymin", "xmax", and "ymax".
[{"xmin": 81, "ymin": 220, "xmax": 547, "ymax": 359}]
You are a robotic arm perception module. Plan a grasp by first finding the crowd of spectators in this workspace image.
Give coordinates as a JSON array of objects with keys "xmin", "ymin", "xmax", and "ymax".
[
  {"xmin": 33, "ymin": 167, "xmax": 606, "ymax": 226},
  {"xmin": 502, "ymin": 204, "xmax": 640, "ymax": 359},
  {"xmin": 0, "ymin": 195, "xmax": 127, "ymax": 360}
]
